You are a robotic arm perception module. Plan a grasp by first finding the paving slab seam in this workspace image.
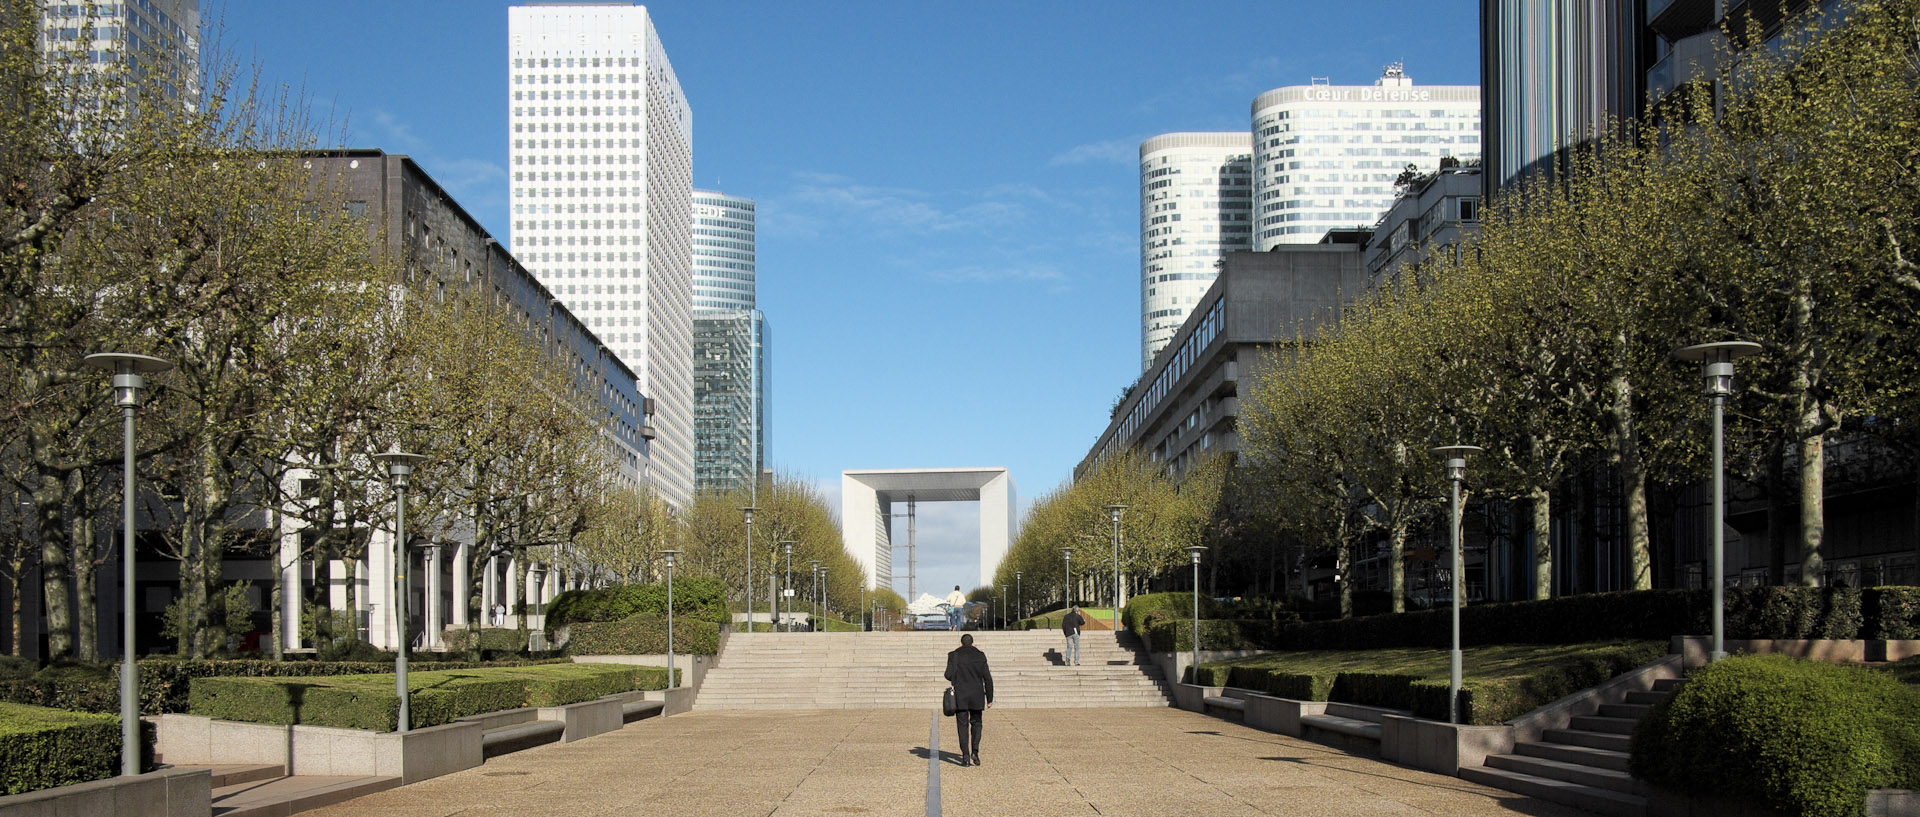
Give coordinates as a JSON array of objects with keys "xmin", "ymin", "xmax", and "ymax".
[
  {"xmin": 925, "ymin": 710, "xmax": 940, "ymax": 817},
  {"xmin": 1076, "ymin": 714, "xmax": 1284, "ymax": 816},
  {"xmin": 1003, "ymin": 710, "xmax": 1107, "ymax": 814}
]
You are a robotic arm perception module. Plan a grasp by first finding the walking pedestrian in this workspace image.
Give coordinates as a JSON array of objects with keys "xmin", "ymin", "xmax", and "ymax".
[
  {"xmin": 945, "ymin": 585, "xmax": 968, "ymax": 631},
  {"xmin": 1061, "ymin": 604, "xmax": 1085, "ymax": 667},
  {"xmin": 944, "ymin": 633, "xmax": 993, "ymax": 766}
]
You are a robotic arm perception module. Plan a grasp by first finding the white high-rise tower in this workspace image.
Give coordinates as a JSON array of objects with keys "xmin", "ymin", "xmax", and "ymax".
[
  {"xmin": 1251, "ymin": 65, "xmax": 1480, "ymax": 249},
  {"xmin": 508, "ymin": 3, "xmax": 695, "ymax": 507}
]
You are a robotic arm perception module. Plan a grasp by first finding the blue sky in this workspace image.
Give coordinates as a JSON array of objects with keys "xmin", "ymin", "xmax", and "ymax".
[{"xmin": 215, "ymin": 1, "xmax": 1479, "ymax": 598}]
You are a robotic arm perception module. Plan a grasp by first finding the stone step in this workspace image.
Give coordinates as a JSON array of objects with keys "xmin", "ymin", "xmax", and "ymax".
[
  {"xmin": 1485, "ymin": 752, "xmax": 1636, "ymax": 793},
  {"xmin": 1651, "ymin": 678, "xmax": 1686, "ymax": 693},
  {"xmin": 1623, "ymin": 690, "xmax": 1669, "ymax": 706},
  {"xmin": 1597, "ymin": 702, "xmax": 1652, "ymax": 719},
  {"xmin": 1458, "ymin": 766, "xmax": 1645, "ymax": 817},
  {"xmin": 1569, "ymin": 714, "xmax": 1641, "ymax": 735},
  {"xmin": 210, "ymin": 774, "xmax": 402, "ymax": 817},
  {"xmin": 1514, "ymin": 740, "xmax": 1631, "ymax": 772},
  {"xmin": 1543, "ymin": 728, "xmax": 1631, "ymax": 752}
]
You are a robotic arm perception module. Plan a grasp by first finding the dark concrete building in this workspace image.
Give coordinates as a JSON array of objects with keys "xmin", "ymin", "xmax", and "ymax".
[{"xmin": 1078, "ymin": 243, "xmax": 1369, "ymax": 484}]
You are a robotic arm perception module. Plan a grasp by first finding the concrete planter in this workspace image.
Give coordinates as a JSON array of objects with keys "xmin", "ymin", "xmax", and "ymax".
[
  {"xmin": 1379, "ymin": 716, "xmax": 1513, "ymax": 776},
  {"xmin": 1170, "ymin": 683, "xmax": 1223, "ymax": 713},
  {"xmin": 155, "ymin": 714, "xmax": 483, "ymax": 785},
  {"xmin": 0, "ymin": 767, "xmax": 208, "ymax": 817},
  {"xmin": 573, "ymin": 653, "xmax": 714, "ymax": 688},
  {"xmin": 1242, "ymin": 694, "xmax": 1325, "ymax": 736}
]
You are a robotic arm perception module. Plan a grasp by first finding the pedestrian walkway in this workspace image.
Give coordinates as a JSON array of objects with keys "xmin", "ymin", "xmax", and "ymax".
[{"xmin": 296, "ymin": 707, "xmax": 1588, "ymax": 817}]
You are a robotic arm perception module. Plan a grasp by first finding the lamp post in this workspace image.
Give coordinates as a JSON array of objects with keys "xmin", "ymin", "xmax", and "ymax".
[
  {"xmin": 1015, "ymin": 571, "xmax": 1022, "ymax": 623},
  {"xmin": 999, "ymin": 584, "xmax": 1007, "ymax": 630},
  {"xmin": 781, "ymin": 541, "xmax": 794, "ymax": 633},
  {"xmin": 739, "ymin": 506, "xmax": 758, "ymax": 632},
  {"xmin": 1432, "ymin": 445, "xmax": 1483, "ymax": 725},
  {"xmin": 1105, "ymin": 504, "xmax": 1127, "ymax": 632},
  {"xmin": 819, "ymin": 567, "xmax": 828, "ymax": 630},
  {"xmin": 1185, "ymin": 546, "xmax": 1206, "ymax": 685},
  {"xmin": 373, "ymin": 448, "xmax": 426, "ymax": 733},
  {"xmin": 1061, "ymin": 548, "xmax": 1073, "ymax": 610},
  {"xmin": 1674, "ymin": 341, "xmax": 1761, "ymax": 663},
  {"xmin": 662, "ymin": 549, "xmax": 680, "ymax": 688},
  {"xmin": 809, "ymin": 560, "xmax": 821, "ymax": 631},
  {"xmin": 83, "ymin": 352, "xmax": 171, "ymax": 776}
]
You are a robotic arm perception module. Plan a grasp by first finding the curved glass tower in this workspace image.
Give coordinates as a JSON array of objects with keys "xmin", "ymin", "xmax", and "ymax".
[
  {"xmin": 691, "ymin": 190, "xmax": 768, "ymax": 491},
  {"xmin": 1138, "ymin": 133, "xmax": 1252, "ymax": 370}
]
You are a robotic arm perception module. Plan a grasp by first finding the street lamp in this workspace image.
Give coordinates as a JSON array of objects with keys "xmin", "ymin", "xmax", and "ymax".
[
  {"xmin": 1061, "ymin": 547, "xmax": 1073, "ymax": 610},
  {"xmin": 1185, "ymin": 545, "xmax": 1206, "ymax": 685},
  {"xmin": 373, "ymin": 448, "xmax": 427, "ymax": 734},
  {"xmin": 819, "ymin": 567, "xmax": 828, "ymax": 630},
  {"xmin": 83, "ymin": 351, "xmax": 171, "ymax": 776},
  {"xmin": 1015, "ymin": 571, "xmax": 1022, "ymax": 623},
  {"xmin": 999, "ymin": 584, "xmax": 1007, "ymax": 630},
  {"xmin": 810, "ymin": 560, "xmax": 821, "ymax": 631},
  {"xmin": 1432, "ymin": 444, "xmax": 1484, "ymax": 725},
  {"xmin": 1674, "ymin": 340, "xmax": 1761, "ymax": 663},
  {"xmin": 661, "ymin": 549, "xmax": 680, "ymax": 688},
  {"xmin": 781, "ymin": 541, "xmax": 794, "ymax": 633},
  {"xmin": 739, "ymin": 506, "xmax": 759, "ymax": 632},
  {"xmin": 1105, "ymin": 504, "xmax": 1127, "ymax": 632}
]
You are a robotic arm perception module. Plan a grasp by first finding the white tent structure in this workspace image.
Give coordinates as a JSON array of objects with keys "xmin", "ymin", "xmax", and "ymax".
[{"xmin": 906, "ymin": 593, "xmax": 951, "ymax": 615}]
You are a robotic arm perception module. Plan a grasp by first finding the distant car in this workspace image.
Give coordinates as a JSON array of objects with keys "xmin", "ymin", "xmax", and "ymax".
[{"xmin": 913, "ymin": 612, "xmax": 949, "ymax": 630}]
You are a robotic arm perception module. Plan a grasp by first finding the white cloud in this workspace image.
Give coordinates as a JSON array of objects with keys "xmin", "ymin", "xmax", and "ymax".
[{"xmin": 1049, "ymin": 138, "xmax": 1137, "ymax": 166}]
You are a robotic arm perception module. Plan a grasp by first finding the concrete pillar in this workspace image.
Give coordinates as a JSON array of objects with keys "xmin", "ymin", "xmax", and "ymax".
[
  {"xmin": 279, "ymin": 528, "xmax": 303, "ymax": 650},
  {"xmin": 369, "ymin": 530, "xmax": 393, "ymax": 650},
  {"xmin": 505, "ymin": 557, "xmax": 521, "ymax": 627},
  {"xmin": 451, "ymin": 542, "xmax": 471, "ymax": 629},
  {"xmin": 425, "ymin": 543, "xmax": 443, "ymax": 649}
]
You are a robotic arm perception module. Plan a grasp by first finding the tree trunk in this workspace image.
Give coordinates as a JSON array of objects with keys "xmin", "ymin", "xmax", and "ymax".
[
  {"xmin": 270, "ymin": 551, "xmax": 284, "ymax": 660},
  {"xmin": 1337, "ymin": 543, "xmax": 1353, "ymax": 619},
  {"xmin": 1388, "ymin": 520, "xmax": 1408, "ymax": 614},
  {"xmin": 1611, "ymin": 363, "xmax": 1653, "ymax": 595},
  {"xmin": 38, "ymin": 482, "xmax": 71, "ymax": 660},
  {"xmin": 7, "ymin": 566, "xmax": 22, "ymax": 657},
  {"xmin": 1576, "ymin": 470, "xmax": 1596, "ymax": 594},
  {"xmin": 1797, "ymin": 433, "xmax": 1826, "ymax": 585},
  {"xmin": 1530, "ymin": 486, "xmax": 1552, "ymax": 600},
  {"xmin": 72, "ymin": 513, "xmax": 97, "ymax": 662},
  {"xmin": 1766, "ymin": 441, "xmax": 1790, "ymax": 586},
  {"xmin": 513, "ymin": 554, "xmax": 530, "ymax": 631}
]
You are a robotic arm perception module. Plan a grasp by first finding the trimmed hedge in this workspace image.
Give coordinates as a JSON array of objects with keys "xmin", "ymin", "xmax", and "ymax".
[
  {"xmin": 1631, "ymin": 654, "xmax": 1920, "ymax": 817},
  {"xmin": 1408, "ymin": 641, "xmax": 1667, "ymax": 724},
  {"xmin": 0, "ymin": 703, "xmax": 123, "ymax": 795},
  {"xmin": 567, "ymin": 613, "xmax": 720, "ymax": 656},
  {"xmin": 1146, "ymin": 619, "xmax": 1289, "ymax": 652},
  {"xmin": 545, "ymin": 577, "xmax": 730, "ymax": 634},
  {"xmin": 1143, "ymin": 587, "xmax": 1920, "ymax": 654},
  {"xmin": 441, "ymin": 628, "xmax": 531, "ymax": 653},
  {"xmin": 188, "ymin": 663, "xmax": 669, "ymax": 731},
  {"xmin": 1867, "ymin": 586, "xmax": 1920, "ymax": 640}
]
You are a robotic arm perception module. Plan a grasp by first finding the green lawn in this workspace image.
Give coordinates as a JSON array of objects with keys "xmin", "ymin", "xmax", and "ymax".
[{"xmin": 1204, "ymin": 640, "xmax": 1665, "ymax": 682}]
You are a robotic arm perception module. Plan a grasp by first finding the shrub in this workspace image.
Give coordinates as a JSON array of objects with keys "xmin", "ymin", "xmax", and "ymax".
[
  {"xmin": 1865, "ymin": 586, "xmax": 1920, "ymax": 640},
  {"xmin": 1122, "ymin": 592, "xmax": 1218, "ymax": 635},
  {"xmin": 0, "ymin": 703, "xmax": 123, "ymax": 795},
  {"xmin": 567, "ymin": 613, "xmax": 720, "ymax": 656},
  {"xmin": 544, "ymin": 577, "xmax": 729, "ymax": 634},
  {"xmin": 1630, "ymin": 654, "xmax": 1920, "ymax": 817}
]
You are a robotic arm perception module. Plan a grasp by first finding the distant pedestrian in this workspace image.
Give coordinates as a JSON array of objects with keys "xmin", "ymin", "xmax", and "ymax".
[
  {"xmin": 944, "ymin": 633, "xmax": 993, "ymax": 766},
  {"xmin": 946, "ymin": 585, "xmax": 968, "ymax": 631},
  {"xmin": 1061, "ymin": 605, "xmax": 1085, "ymax": 666},
  {"xmin": 492, "ymin": 603, "xmax": 505, "ymax": 627}
]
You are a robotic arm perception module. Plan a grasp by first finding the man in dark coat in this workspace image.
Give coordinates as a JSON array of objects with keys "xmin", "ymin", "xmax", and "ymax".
[{"xmin": 944, "ymin": 633, "xmax": 993, "ymax": 766}]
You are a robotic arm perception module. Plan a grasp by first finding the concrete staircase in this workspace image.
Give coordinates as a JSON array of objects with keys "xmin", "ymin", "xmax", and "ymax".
[
  {"xmin": 1459, "ymin": 678, "xmax": 1685, "ymax": 817},
  {"xmin": 693, "ymin": 630, "xmax": 1171, "ymax": 709}
]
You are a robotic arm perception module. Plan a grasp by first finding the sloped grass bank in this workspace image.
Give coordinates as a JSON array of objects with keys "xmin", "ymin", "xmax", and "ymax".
[
  {"xmin": 188, "ymin": 662, "xmax": 669, "ymax": 732},
  {"xmin": 1195, "ymin": 640, "xmax": 1666, "ymax": 724}
]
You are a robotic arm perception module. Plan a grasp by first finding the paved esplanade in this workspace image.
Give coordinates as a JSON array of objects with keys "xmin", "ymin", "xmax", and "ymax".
[{"xmin": 300, "ymin": 708, "xmax": 1584, "ymax": 817}]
